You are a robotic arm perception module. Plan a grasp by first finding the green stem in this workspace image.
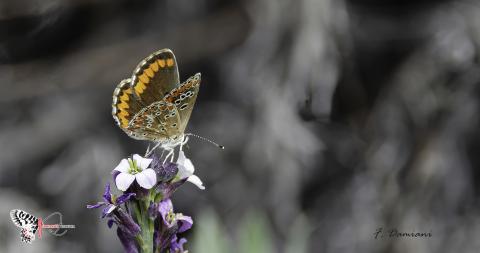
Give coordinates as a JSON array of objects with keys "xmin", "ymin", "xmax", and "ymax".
[{"xmin": 133, "ymin": 196, "xmax": 154, "ymax": 253}]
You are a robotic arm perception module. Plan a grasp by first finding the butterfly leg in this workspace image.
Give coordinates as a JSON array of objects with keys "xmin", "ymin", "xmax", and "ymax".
[
  {"xmin": 145, "ymin": 142, "xmax": 162, "ymax": 157},
  {"xmin": 180, "ymin": 136, "xmax": 190, "ymax": 152},
  {"xmin": 163, "ymin": 148, "xmax": 174, "ymax": 164},
  {"xmin": 145, "ymin": 144, "xmax": 151, "ymax": 156}
]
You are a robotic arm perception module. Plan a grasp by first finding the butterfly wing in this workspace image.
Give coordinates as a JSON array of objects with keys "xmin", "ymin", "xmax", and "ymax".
[
  {"xmin": 112, "ymin": 78, "xmax": 145, "ymax": 135},
  {"xmin": 10, "ymin": 209, "xmax": 38, "ymax": 243},
  {"xmin": 20, "ymin": 224, "xmax": 37, "ymax": 243},
  {"xmin": 164, "ymin": 73, "xmax": 201, "ymax": 134},
  {"xmin": 130, "ymin": 49, "xmax": 180, "ymax": 105},
  {"xmin": 128, "ymin": 101, "xmax": 182, "ymax": 142}
]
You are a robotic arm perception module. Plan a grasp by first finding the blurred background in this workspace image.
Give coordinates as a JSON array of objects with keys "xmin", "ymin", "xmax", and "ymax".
[{"xmin": 1, "ymin": 0, "xmax": 480, "ymax": 252}]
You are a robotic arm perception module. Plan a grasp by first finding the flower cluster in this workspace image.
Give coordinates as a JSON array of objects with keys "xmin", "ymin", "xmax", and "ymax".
[{"xmin": 88, "ymin": 151, "xmax": 203, "ymax": 253}]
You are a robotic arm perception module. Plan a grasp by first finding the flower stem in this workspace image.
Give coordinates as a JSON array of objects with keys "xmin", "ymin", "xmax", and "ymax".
[{"xmin": 134, "ymin": 200, "xmax": 154, "ymax": 253}]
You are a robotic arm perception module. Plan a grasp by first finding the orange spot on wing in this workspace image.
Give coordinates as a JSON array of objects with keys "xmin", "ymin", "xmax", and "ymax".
[
  {"xmin": 145, "ymin": 68, "xmax": 154, "ymax": 78},
  {"xmin": 139, "ymin": 74, "xmax": 149, "ymax": 83},
  {"xmin": 120, "ymin": 93, "xmax": 129, "ymax": 102},
  {"xmin": 166, "ymin": 58, "xmax": 174, "ymax": 67},
  {"xmin": 158, "ymin": 59, "xmax": 166, "ymax": 68},
  {"xmin": 118, "ymin": 110, "xmax": 129, "ymax": 118},
  {"xmin": 135, "ymin": 82, "xmax": 146, "ymax": 94},
  {"xmin": 151, "ymin": 62, "xmax": 159, "ymax": 72},
  {"xmin": 118, "ymin": 101, "xmax": 129, "ymax": 110}
]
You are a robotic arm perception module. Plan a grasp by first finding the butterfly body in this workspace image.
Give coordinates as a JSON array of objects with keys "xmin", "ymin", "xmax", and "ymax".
[{"xmin": 112, "ymin": 49, "xmax": 200, "ymax": 150}]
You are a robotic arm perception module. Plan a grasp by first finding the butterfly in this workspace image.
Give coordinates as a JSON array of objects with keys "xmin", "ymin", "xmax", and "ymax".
[
  {"xmin": 112, "ymin": 49, "xmax": 200, "ymax": 152},
  {"xmin": 10, "ymin": 209, "xmax": 39, "ymax": 243}
]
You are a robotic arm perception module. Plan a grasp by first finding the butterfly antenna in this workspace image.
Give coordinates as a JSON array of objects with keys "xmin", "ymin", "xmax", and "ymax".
[{"xmin": 186, "ymin": 133, "xmax": 225, "ymax": 149}]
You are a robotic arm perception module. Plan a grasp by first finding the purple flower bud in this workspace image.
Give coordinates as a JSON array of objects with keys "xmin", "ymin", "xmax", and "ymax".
[
  {"xmin": 155, "ymin": 179, "xmax": 187, "ymax": 200},
  {"xmin": 117, "ymin": 227, "xmax": 139, "ymax": 253},
  {"xmin": 148, "ymin": 201, "xmax": 157, "ymax": 219},
  {"xmin": 115, "ymin": 208, "xmax": 141, "ymax": 237},
  {"xmin": 149, "ymin": 152, "xmax": 178, "ymax": 181},
  {"xmin": 107, "ymin": 219, "xmax": 115, "ymax": 229},
  {"xmin": 126, "ymin": 181, "xmax": 149, "ymax": 199},
  {"xmin": 156, "ymin": 226, "xmax": 178, "ymax": 253}
]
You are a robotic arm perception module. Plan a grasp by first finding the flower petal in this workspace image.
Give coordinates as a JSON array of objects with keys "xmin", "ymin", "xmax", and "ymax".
[
  {"xmin": 177, "ymin": 151, "xmax": 194, "ymax": 173},
  {"xmin": 87, "ymin": 202, "xmax": 106, "ymax": 209},
  {"xmin": 176, "ymin": 214, "xmax": 193, "ymax": 233},
  {"xmin": 115, "ymin": 172, "xmax": 136, "ymax": 191},
  {"xmin": 170, "ymin": 235, "xmax": 187, "ymax": 252},
  {"xmin": 133, "ymin": 154, "xmax": 153, "ymax": 170},
  {"xmin": 176, "ymin": 150, "xmax": 186, "ymax": 164},
  {"xmin": 103, "ymin": 183, "xmax": 112, "ymax": 203},
  {"xmin": 114, "ymin": 159, "xmax": 130, "ymax": 173},
  {"xmin": 135, "ymin": 169, "xmax": 156, "ymax": 189},
  {"xmin": 187, "ymin": 175, "xmax": 205, "ymax": 190},
  {"xmin": 158, "ymin": 199, "xmax": 173, "ymax": 223},
  {"xmin": 116, "ymin": 193, "xmax": 136, "ymax": 205},
  {"xmin": 107, "ymin": 219, "xmax": 116, "ymax": 229},
  {"xmin": 102, "ymin": 204, "xmax": 117, "ymax": 218}
]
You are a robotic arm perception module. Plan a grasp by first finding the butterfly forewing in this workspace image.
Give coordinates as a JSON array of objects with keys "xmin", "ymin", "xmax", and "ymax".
[
  {"xmin": 164, "ymin": 73, "xmax": 201, "ymax": 133},
  {"xmin": 130, "ymin": 49, "xmax": 180, "ymax": 105},
  {"xmin": 112, "ymin": 78, "xmax": 144, "ymax": 133}
]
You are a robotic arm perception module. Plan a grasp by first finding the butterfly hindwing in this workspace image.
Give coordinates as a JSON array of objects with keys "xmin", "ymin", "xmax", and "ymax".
[
  {"xmin": 112, "ymin": 78, "xmax": 144, "ymax": 131},
  {"xmin": 128, "ymin": 101, "xmax": 181, "ymax": 142},
  {"xmin": 131, "ymin": 49, "xmax": 180, "ymax": 105},
  {"xmin": 164, "ymin": 73, "xmax": 201, "ymax": 133},
  {"xmin": 10, "ymin": 209, "xmax": 38, "ymax": 243}
]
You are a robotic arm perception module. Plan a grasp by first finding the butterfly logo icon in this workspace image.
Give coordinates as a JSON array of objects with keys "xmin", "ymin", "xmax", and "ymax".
[
  {"xmin": 10, "ymin": 209, "xmax": 75, "ymax": 244},
  {"xmin": 112, "ymin": 49, "xmax": 202, "ymax": 156}
]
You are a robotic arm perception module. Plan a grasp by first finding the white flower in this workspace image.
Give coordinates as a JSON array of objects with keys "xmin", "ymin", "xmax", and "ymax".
[
  {"xmin": 113, "ymin": 154, "xmax": 157, "ymax": 191},
  {"xmin": 176, "ymin": 150, "xmax": 205, "ymax": 190}
]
